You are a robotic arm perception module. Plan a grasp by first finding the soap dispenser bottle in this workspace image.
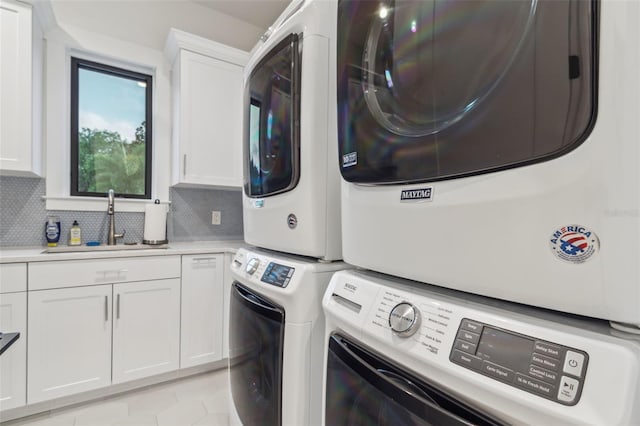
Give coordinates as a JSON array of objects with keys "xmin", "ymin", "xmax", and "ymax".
[
  {"xmin": 69, "ymin": 220, "xmax": 82, "ymax": 246},
  {"xmin": 45, "ymin": 216, "xmax": 61, "ymax": 247}
]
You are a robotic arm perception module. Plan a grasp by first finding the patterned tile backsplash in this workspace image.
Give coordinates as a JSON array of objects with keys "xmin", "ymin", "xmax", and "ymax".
[{"xmin": 0, "ymin": 176, "xmax": 244, "ymax": 247}]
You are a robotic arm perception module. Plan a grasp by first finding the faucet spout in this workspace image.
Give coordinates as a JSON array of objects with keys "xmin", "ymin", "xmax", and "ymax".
[{"xmin": 107, "ymin": 189, "xmax": 125, "ymax": 245}]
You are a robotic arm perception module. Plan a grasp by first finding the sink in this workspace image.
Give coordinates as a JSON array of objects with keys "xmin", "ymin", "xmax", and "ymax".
[{"xmin": 43, "ymin": 244, "xmax": 169, "ymax": 254}]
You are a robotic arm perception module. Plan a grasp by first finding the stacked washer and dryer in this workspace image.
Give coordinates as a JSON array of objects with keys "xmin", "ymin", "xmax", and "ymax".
[
  {"xmin": 228, "ymin": 1, "xmax": 348, "ymax": 426},
  {"xmin": 322, "ymin": 0, "xmax": 640, "ymax": 425}
]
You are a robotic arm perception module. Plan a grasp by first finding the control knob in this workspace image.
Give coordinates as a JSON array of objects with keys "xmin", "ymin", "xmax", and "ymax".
[
  {"xmin": 389, "ymin": 302, "xmax": 421, "ymax": 337},
  {"xmin": 245, "ymin": 258, "xmax": 260, "ymax": 275}
]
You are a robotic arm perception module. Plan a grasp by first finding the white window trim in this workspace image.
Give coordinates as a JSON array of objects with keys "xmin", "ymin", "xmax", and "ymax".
[{"xmin": 44, "ymin": 24, "xmax": 171, "ymax": 212}]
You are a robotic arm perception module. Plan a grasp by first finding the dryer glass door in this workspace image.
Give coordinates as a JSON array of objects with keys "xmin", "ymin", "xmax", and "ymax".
[
  {"xmin": 229, "ymin": 283, "xmax": 285, "ymax": 426},
  {"xmin": 326, "ymin": 334, "xmax": 505, "ymax": 426},
  {"xmin": 337, "ymin": 0, "xmax": 596, "ymax": 184},
  {"xmin": 245, "ymin": 33, "xmax": 301, "ymax": 198}
]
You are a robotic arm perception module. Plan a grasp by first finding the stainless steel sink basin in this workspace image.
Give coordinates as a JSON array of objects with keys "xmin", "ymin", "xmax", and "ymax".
[{"xmin": 43, "ymin": 244, "xmax": 169, "ymax": 254}]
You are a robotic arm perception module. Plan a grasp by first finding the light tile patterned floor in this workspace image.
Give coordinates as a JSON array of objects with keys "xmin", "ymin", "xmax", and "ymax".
[{"xmin": 3, "ymin": 369, "xmax": 230, "ymax": 426}]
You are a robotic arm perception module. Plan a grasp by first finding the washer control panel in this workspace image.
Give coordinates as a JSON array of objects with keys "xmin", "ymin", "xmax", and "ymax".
[
  {"xmin": 450, "ymin": 319, "xmax": 589, "ymax": 405},
  {"xmin": 260, "ymin": 262, "xmax": 295, "ymax": 288}
]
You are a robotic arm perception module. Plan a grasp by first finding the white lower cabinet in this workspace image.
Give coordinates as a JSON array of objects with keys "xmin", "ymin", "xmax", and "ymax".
[
  {"xmin": 113, "ymin": 279, "xmax": 180, "ymax": 383},
  {"xmin": 14, "ymin": 251, "xmax": 231, "ymax": 409},
  {"xmin": 222, "ymin": 253, "xmax": 233, "ymax": 359},
  {"xmin": 180, "ymin": 254, "xmax": 224, "ymax": 368},
  {"xmin": 0, "ymin": 291, "xmax": 27, "ymax": 410},
  {"xmin": 27, "ymin": 285, "xmax": 112, "ymax": 404}
]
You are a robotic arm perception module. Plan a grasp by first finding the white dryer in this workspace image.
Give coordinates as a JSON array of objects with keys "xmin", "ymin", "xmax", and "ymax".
[
  {"xmin": 322, "ymin": 270, "xmax": 640, "ymax": 425},
  {"xmin": 242, "ymin": 0, "xmax": 342, "ymax": 261},
  {"xmin": 336, "ymin": 1, "xmax": 640, "ymax": 327},
  {"xmin": 228, "ymin": 247, "xmax": 347, "ymax": 426}
]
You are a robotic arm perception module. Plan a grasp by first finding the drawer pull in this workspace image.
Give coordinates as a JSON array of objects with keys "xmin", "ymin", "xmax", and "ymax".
[
  {"xmin": 192, "ymin": 257, "xmax": 216, "ymax": 264},
  {"xmin": 96, "ymin": 269, "xmax": 129, "ymax": 281}
]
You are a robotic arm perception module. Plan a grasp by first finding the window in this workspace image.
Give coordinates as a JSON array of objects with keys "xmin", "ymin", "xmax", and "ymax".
[{"xmin": 70, "ymin": 57, "xmax": 152, "ymax": 199}]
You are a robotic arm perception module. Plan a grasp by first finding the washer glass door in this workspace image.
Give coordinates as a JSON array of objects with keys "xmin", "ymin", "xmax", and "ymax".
[
  {"xmin": 229, "ymin": 283, "xmax": 285, "ymax": 426},
  {"xmin": 326, "ymin": 334, "xmax": 505, "ymax": 426}
]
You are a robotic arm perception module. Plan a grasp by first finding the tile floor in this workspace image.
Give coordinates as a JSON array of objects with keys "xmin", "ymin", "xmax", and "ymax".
[{"xmin": 3, "ymin": 369, "xmax": 230, "ymax": 426}]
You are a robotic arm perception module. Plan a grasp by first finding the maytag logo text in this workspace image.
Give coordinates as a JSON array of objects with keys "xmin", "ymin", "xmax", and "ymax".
[{"xmin": 400, "ymin": 187, "xmax": 433, "ymax": 202}]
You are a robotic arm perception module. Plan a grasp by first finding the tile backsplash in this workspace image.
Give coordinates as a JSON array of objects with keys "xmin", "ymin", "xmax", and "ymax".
[{"xmin": 0, "ymin": 176, "xmax": 244, "ymax": 247}]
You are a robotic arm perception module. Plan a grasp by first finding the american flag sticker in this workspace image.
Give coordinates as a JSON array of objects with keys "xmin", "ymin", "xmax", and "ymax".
[{"xmin": 549, "ymin": 225, "xmax": 599, "ymax": 264}]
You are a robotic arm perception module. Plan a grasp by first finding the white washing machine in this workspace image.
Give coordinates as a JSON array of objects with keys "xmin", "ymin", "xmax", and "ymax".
[
  {"xmin": 228, "ymin": 247, "xmax": 347, "ymax": 426},
  {"xmin": 336, "ymin": 1, "xmax": 640, "ymax": 327},
  {"xmin": 322, "ymin": 270, "xmax": 640, "ymax": 425},
  {"xmin": 242, "ymin": 0, "xmax": 342, "ymax": 261}
]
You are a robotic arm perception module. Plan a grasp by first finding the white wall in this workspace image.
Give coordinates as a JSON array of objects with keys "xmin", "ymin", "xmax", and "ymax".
[
  {"xmin": 43, "ymin": 23, "xmax": 173, "ymax": 212},
  {"xmin": 37, "ymin": 0, "xmax": 261, "ymax": 212}
]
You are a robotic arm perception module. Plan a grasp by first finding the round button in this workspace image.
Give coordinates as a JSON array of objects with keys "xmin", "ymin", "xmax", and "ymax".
[
  {"xmin": 245, "ymin": 258, "xmax": 260, "ymax": 275},
  {"xmin": 389, "ymin": 302, "xmax": 421, "ymax": 337}
]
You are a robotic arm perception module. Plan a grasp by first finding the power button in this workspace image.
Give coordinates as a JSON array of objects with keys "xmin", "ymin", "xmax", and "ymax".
[{"xmin": 563, "ymin": 351, "xmax": 585, "ymax": 377}]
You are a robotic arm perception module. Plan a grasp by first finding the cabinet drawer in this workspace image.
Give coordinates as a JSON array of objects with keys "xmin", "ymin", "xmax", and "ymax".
[
  {"xmin": 29, "ymin": 256, "xmax": 181, "ymax": 291},
  {"xmin": 0, "ymin": 263, "xmax": 27, "ymax": 293}
]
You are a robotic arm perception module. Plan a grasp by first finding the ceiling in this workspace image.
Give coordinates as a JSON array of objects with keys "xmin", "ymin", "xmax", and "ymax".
[
  {"xmin": 41, "ymin": 0, "xmax": 291, "ymax": 52},
  {"xmin": 194, "ymin": 0, "xmax": 291, "ymax": 29}
]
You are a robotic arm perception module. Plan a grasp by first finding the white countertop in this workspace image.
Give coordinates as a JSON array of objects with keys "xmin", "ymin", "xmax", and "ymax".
[{"xmin": 0, "ymin": 240, "xmax": 248, "ymax": 263}]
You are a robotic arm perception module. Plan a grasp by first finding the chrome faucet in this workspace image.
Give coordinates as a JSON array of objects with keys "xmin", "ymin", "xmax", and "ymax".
[{"xmin": 107, "ymin": 189, "xmax": 125, "ymax": 245}]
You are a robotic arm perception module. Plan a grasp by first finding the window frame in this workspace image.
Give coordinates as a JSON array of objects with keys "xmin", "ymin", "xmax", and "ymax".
[{"xmin": 69, "ymin": 56, "xmax": 153, "ymax": 199}]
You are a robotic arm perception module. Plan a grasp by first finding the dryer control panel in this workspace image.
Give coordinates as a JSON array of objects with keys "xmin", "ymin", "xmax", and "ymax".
[{"xmin": 450, "ymin": 319, "xmax": 588, "ymax": 406}]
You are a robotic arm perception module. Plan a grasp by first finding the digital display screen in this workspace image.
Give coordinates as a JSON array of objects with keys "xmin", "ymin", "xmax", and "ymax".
[
  {"xmin": 451, "ymin": 319, "xmax": 588, "ymax": 406},
  {"xmin": 476, "ymin": 327, "xmax": 534, "ymax": 371},
  {"xmin": 261, "ymin": 262, "xmax": 294, "ymax": 287}
]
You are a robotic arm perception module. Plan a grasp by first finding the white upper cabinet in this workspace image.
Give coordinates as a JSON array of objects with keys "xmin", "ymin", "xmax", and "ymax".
[
  {"xmin": 165, "ymin": 29, "xmax": 249, "ymax": 188},
  {"xmin": 0, "ymin": 0, "xmax": 41, "ymax": 176}
]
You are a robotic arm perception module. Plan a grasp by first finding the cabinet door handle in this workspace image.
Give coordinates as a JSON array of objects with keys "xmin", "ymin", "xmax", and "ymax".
[
  {"xmin": 104, "ymin": 296, "xmax": 109, "ymax": 322},
  {"xmin": 116, "ymin": 294, "xmax": 121, "ymax": 319},
  {"xmin": 183, "ymin": 154, "xmax": 187, "ymax": 176}
]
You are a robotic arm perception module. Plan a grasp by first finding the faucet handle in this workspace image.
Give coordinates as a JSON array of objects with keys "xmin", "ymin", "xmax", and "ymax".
[{"xmin": 115, "ymin": 229, "xmax": 126, "ymax": 240}]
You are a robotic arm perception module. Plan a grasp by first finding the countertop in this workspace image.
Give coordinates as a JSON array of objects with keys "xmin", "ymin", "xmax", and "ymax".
[{"xmin": 0, "ymin": 240, "xmax": 247, "ymax": 263}]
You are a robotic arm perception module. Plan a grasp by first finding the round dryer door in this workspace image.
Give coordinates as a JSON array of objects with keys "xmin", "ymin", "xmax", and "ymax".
[{"xmin": 336, "ymin": 0, "xmax": 597, "ymax": 184}]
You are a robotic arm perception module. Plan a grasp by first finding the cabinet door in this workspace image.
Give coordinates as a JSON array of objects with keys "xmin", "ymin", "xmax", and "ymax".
[
  {"xmin": 180, "ymin": 254, "xmax": 224, "ymax": 368},
  {"xmin": 112, "ymin": 279, "xmax": 180, "ymax": 383},
  {"xmin": 0, "ymin": 0, "xmax": 32, "ymax": 174},
  {"xmin": 222, "ymin": 253, "xmax": 233, "ymax": 359},
  {"xmin": 0, "ymin": 291, "xmax": 27, "ymax": 411},
  {"xmin": 176, "ymin": 50, "xmax": 243, "ymax": 187},
  {"xmin": 28, "ymin": 285, "xmax": 112, "ymax": 404}
]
